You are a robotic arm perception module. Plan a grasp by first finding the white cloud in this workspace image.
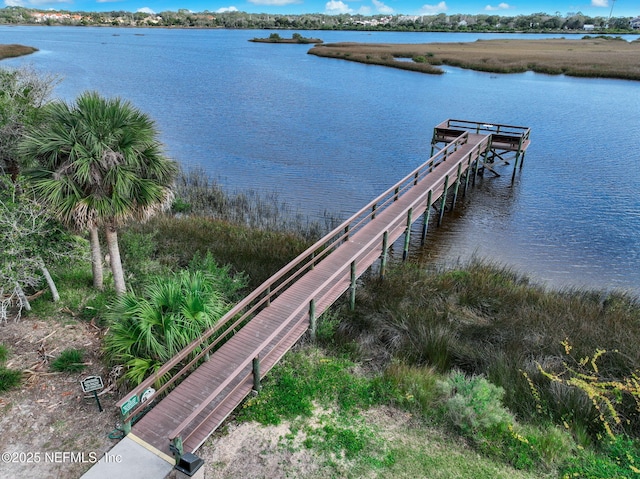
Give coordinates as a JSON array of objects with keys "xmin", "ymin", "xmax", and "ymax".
[
  {"xmin": 591, "ymin": 0, "xmax": 608, "ymax": 7},
  {"xmin": 372, "ymin": 0, "xmax": 393, "ymax": 14},
  {"xmin": 325, "ymin": 0, "xmax": 353, "ymax": 14},
  {"xmin": 420, "ymin": 2, "xmax": 447, "ymax": 14},
  {"xmin": 4, "ymin": 0, "xmax": 25, "ymax": 6},
  {"xmin": 137, "ymin": 7, "xmax": 155, "ymax": 14},
  {"xmin": 358, "ymin": 5, "xmax": 372, "ymax": 14},
  {"xmin": 216, "ymin": 6, "xmax": 239, "ymax": 12},
  {"xmin": 248, "ymin": 0, "xmax": 301, "ymax": 5},
  {"xmin": 485, "ymin": 3, "xmax": 511, "ymax": 11}
]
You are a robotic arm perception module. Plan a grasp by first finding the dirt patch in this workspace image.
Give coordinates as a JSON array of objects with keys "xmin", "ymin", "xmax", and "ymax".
[
  {"xmin": 0, "ymin": 316, "xmax": 120, "ymax": 479},
  {"xmin": 197, "ymin": 405, "xmax": 419, "ymax": 479}
]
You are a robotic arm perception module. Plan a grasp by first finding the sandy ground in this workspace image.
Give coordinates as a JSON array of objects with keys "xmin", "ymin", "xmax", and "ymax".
[
  {"xmin": 0, "ymin": 315, "xmax": 119, "ymax": 479},
  {"xmin": 0, "ymin": 314, "xmax": 414, "ymax": 479}
]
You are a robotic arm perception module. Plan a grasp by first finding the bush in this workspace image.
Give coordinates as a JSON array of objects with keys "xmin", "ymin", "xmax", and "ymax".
[
  {"xmin": 438, "ymin": 371, "xmax": 514, "ymax": 437},
  {"xmin": 51, "ymin": 349, "xmax": 86, "ymax": 373},
  {"xmin": 0, "ymin": 367, "xmax": 22, "ymax": 392},
  {"xmin": 104, "ymin": 269, "xmax": 234, "ymax": 386}
]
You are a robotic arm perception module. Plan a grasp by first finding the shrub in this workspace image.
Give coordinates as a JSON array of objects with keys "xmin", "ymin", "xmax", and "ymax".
[
  {"xmin": 104, "ymin": 269, "xmax": 233, "ymax": 386},
  {"xmin": 51, "ymin": 349, "xmax": 86, "ymax": 373},
  {"xmin": 0, "ymin": 345, "xmax": 21, "ymax": 392},
  {"xmin": 437, "ymin": 371, "xmax": 514, "ymax": 437},
  {"xmin": 0, "ymin": 367, "xmax": 22, "ymax": 392},
  {"xmin": 0, "ymin": 344, "xmax": 8, "ymax": 363}
]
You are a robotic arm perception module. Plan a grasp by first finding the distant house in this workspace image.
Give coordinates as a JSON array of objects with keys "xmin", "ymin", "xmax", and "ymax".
[
  {"xmin": 583, "ymin": 24, "xmax": 595, "ymax": 31},
  {"xmin": 631, "ymin": 17, "xmax": 640, "ymax": 29}
]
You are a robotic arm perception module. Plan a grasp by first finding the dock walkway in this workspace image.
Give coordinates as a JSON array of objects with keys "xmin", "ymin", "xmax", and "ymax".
[{"xmin": 84, "ymin": 119, "xmax": 530, "ymax": 478}]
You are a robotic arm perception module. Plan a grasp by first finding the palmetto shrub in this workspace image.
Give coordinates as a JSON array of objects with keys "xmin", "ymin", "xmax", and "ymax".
[{"xmin": 104, "ymin": 268, "xmax": 237, "ymax": 386}]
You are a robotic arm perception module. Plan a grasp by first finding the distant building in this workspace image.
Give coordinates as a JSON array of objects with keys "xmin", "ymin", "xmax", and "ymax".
[
  {"xmin": 583, "ymin": 24, "xmax": 595, "ymax": 31},
  {"xmin": 631, "ymin": 17, "xmax": 640, "ymax": 29}
]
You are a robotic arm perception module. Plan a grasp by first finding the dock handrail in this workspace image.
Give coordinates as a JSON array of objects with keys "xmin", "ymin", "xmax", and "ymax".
[
  {"xmin": 436, "ymin": 118, "xmax": 531, "ymax": 143},
  {"xmin": 166, "ymin": 131, "xmax": 493, "ymax": 447},
  {"xmin": 116, "ymin": 130, "xmax": 475, "ymax": 425}
]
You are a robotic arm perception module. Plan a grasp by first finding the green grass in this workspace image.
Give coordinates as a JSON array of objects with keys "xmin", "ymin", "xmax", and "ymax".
[
  {"xmin": 0, "ymin": 344, "xmax": 8, "ymax": 363},
  {"xmin": 51, "ymin": 349, "xmax": 86, "ymax": 373},
  {"xmin": 238, "ymin": 348, "xmax": 394, "ymax": 426},
  {"xmin": 0, "ymin": 344, "xmax": 22, "ymax": 393},
  {"xmin": 0, "ymin": 367, "xmax": 22, "ymax": 392}
]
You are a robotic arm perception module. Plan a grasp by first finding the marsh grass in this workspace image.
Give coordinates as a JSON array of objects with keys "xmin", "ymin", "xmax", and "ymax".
[
  {"xmin": 173, "ymin": 168, "xmax": 340, "ymax": 241},
  {"xmin": 120, "ymin": 168, "xmax": 339, "ymax": 289},
  {"xmin": 309, "ymin": 38, "xmax": 640, "ymax": 81},
  {"xmin": 0, "ymin": 44, "xmax": 38, "ymax": 60},
  {"xmin": 336, "ymin": 259, "xmax": 640, "ymax": 440}
]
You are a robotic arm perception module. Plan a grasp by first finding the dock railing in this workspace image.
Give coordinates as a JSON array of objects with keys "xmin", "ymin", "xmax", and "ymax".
[{"xmin": 115, "ymin": 129, "xmax": 478, "ymax": 431}]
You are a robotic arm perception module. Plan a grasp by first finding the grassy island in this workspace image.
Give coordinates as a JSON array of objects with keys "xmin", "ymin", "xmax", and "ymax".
[
  {"xmin": 0, "ymin": 44, "xmax": 38, "ymax": 60},
  {"xmin": 308, "ymin": 36, "xmax": 640, "ymax": 81},
  {"xmin": 251, "ymin": 32, "xmax": 323, "ymax": 44}
]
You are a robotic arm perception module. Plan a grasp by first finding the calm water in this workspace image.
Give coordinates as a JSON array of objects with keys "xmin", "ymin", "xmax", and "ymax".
[{"xmin": 2, "ymin": 26, "xmax": 639, "ymax": 294}]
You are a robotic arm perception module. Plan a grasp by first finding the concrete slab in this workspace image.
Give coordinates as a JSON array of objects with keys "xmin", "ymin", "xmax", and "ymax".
[{"xmin": 80, "ymin": 435, "xmax": 174, "ymax": 479}]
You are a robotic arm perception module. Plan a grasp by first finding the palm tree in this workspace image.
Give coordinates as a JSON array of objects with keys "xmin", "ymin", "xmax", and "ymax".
[{"xmin": 20, "ymin": 91, "xmax": 178, "ymax": 295}]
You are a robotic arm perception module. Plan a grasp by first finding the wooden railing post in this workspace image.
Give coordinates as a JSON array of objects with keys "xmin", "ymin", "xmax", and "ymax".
[
  {"xmin": 309, "ymin": 299, "xmax": 316, "ymax": 342},
  {"xmin": 252, "ymin": 356, "xmax": 261, "ymax": 393},
  {"xmin": 403, "ymin": 208, "xmax": 413, "ymax": 261},
  {"xmin": 121, "ymin": 413, "xmax": 132, "ymax": 436},
  {"xmin": 452, "ymin": 163, "xmax": 462, "ymax": 210},
  {"xmin": 170, "ymin": 436, "xmax": 184, "ymax": 463},
  {"xmin": 421, "ymin": 190, "xmax": 432, "ymax": 245},
  {"xmin": 265, "ymin": 285, "xmax": 271, "ymax": 307},
  {"xmin": 511, "ymin": 151, "xmax": 520, "ymax": 183},
  {"xmin": 349, "ymin": 261, "xmax": 357, "ymax": 310},
  {"xmin": 463, "ymin": 153, "xmax": 472, "ymax": 196},
  {"xmin": 380, "ymin": 231, "xmax": 388, "ymax": 280},
  {"xmin": 413, "ymin": 171, "xmax": 419, "ymax": 186},
  {"xmin": 438, "ymin": 175, "xmax": 449, "ymax": 226},
  {"xmin": 371, "ymin": 203, "xmax": 377, "ymax": 220},
  {"xmin": 394, "ymin": 186, "xmax": 399, "ymax": 201}
]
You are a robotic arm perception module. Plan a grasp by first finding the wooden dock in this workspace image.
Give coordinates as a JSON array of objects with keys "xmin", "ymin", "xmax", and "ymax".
[{"xmin": 115, "ymin": 119, "xmax": 531, "ymax": 462}]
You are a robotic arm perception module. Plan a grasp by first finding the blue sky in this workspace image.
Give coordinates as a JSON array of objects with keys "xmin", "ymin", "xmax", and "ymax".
[{"xmin": 3, "ymin": 0, "xmax": 638, "ymax": 17}]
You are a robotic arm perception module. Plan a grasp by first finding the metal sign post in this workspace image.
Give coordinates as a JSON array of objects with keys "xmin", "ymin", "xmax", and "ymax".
[{"xmin": 81, "ymin": 376, "xmax": 104, "ymax": 412}]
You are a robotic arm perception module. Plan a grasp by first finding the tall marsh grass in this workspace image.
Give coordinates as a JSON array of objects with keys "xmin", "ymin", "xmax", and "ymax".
[
  {"xmin": 336, "ymin": 259, "xmax": 640, "ymax": 440},
  {"xmin": 309, "ymin": 38, "xmax": 640, "ymax": 81},
  {"xmin": 173, "ymin": 167, "xmax": 340, "ymax": 241}
]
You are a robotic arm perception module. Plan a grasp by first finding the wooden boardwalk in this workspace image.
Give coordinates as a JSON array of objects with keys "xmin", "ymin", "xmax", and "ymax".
[{"xmin": 115, "ymin": 120, "xmax": 530, "ymax": 462}]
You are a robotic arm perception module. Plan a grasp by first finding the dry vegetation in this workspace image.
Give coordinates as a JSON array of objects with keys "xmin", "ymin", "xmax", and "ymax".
[
  {"xmin": 0, "ymin": 44, "xmax": 38, "ymax": 60},
  {"xmin": 308, "ymin": 37, "xmax": 640, "ymax": 80}
]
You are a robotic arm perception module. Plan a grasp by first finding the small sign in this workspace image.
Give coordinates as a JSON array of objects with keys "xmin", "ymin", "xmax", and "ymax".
[
  {"xmin": 81, "ymin": 375, "xmax": 104, "ymax": 393},
  {"xmin": 140, "ymin": 387, "xmax": 155, "ymax": 403},
  {"xmin": 120, "ymin": 394, "xmax": 140, "ymax": 417}
]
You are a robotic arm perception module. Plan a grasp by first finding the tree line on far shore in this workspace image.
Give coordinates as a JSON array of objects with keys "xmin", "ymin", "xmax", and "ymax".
[{"xmin": 0, "ymin": 6, "xmax": 638, "ymax": 33}]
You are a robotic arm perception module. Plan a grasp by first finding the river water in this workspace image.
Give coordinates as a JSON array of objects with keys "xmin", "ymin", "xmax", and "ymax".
[{"xmin": 1, "ymin": 26, "xmax": 639, "ymax": 295}]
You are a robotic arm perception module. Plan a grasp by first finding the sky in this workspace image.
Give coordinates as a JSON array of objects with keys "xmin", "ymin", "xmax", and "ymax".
[{"xmin": 3, "ymin": 0, "xmax": 638, "ymax": 18}]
